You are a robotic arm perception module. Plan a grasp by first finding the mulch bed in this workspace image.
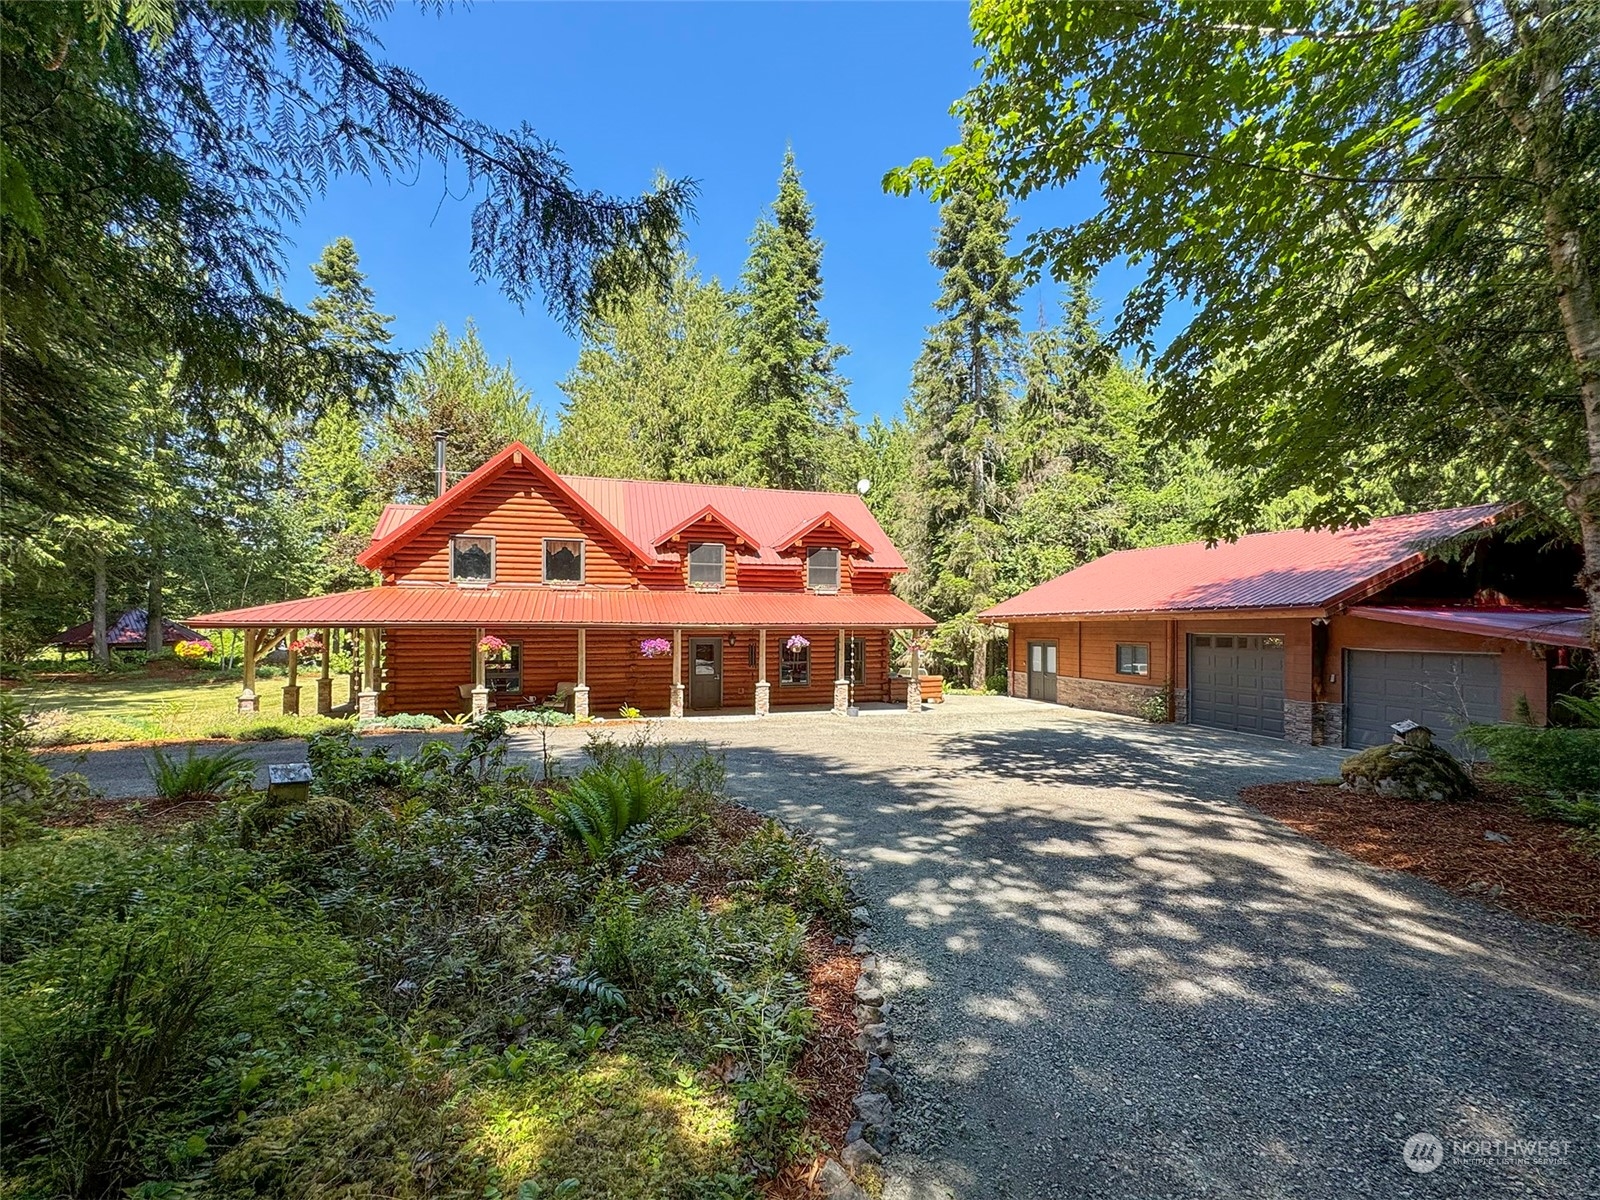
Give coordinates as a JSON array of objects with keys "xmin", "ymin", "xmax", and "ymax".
[{"xmin": 1241, "ymin": 777, "xmax": 1600, "ymax": 936}]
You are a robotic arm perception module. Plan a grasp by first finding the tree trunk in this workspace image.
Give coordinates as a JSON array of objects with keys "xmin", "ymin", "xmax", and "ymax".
[
  {"xmin": 92, "ymin": 547, "xmax": 108, "ymax": 667},
  {"xmin": 1576, "ymin": 493, "xmax": 1600, "ymax": 662},
  {"xmin": 970, "ymin": 634, "xmax": 987, "ymax": 690},
  {"xmin": 146, "ymin": 548, "xmax": 164, "ymax": 655}
]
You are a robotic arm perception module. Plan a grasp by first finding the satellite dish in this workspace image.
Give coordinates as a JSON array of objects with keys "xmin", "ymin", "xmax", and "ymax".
[{"xmin": 856, "ymin": 478, "xmax": 871, "ymax": 495}]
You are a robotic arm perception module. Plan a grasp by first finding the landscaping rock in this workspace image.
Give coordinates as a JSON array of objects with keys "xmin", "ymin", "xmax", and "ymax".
[
  {"xmin": 858, "ymin": 953, "xmax": 879, "ymax": 976},
  {"xmin": 816, "ymin": 1158, "xmax": 870, "ymax": 1200},
  {"xmin": 841, "ymin": 1136, "xmax": 884, "ymax": 1171},
  {"xmin": 1339, "ymin": 740, "xmax": 1474, "ymax": 802},
  {"xmin": 850, "ymin": 905, "xmax": 871, "ymax": 926},
  {"xmin": 858, "ymin": 1022, "xmax": 893, "ymax": 1056},
  {"xmin": 1485, "ymin": 830, "xmax": 1513, "ymax": 844},
  {"xmin": 853, "ymin": 1090, "xmax": 892, "ymax": 1127},
  {"xmin": 864, "ymin": 1064, "xmax": 895, "ymax": 1093},
  {"xmin": 854, "ymin": 978, "xmax": 884, "ymax": 1006}
]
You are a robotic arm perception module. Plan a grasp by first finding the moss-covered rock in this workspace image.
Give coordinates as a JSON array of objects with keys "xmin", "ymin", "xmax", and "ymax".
[
  {"xmin": 1340, "ymin": 739, "xmax": 1474, "ymax": 802},
  {"xmin": 238, "ymin": 792, "xmax": 360, "ymax": 853}
]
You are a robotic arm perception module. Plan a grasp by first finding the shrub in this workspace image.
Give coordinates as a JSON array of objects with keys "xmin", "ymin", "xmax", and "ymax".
[
  {"xmin": 1461, "ymin": 724, "xmax": 1600, "ymax": 797},
  {"xmin": 237, "ymin": 792, "xmax": 361, "ymax": 854},
  {"xmin": 733, "ymin": 1066, "xmax": 812, "ymax": 1177},
  {"xmin": 1136, "ymin": 685, "xmax": 1172, "ymax": 723},
  {"xmin": 307, "ymin": 728, "xmax": 419, "ymax": 800},
  {"xmin": 500, "ymin": 708, "xmax": 575, "ymax": 727},
  {"xmin": 984, "ymin": 671, "xmax": 1009, "ymax": 694},
  {"xmin": 530, "ymin": 760, "xmax": 692, "ymax": 862},
  {"xmin": 1, "ymin": 691, "xmax": 52, "ymax": 810},
  {"xmin": 148, "ymin": 746, "xmax": 256, "ymax": 801},
  {"xmin": 0, "ymin": 848, "xmax": 358, "ymax": 1197},
  {"xmin": 728, "ymin": 820, "xmax": 853, "ymax": 931},
  {"xmin": 362, "ymin": 712, "xmax": 445, "ymax": 730}
]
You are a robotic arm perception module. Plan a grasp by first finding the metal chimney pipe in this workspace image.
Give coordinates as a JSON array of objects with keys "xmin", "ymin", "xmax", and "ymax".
[{"xmin": 433, "ymin": 430, "xmax": 448, "ymax": 499}]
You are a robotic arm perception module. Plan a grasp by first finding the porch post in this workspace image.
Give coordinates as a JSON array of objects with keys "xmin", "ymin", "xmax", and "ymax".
[
  {"xmin": 347, "ymin": 627, "xmax": 360, "ymax": 708},
  {"xmin": 754, "ymin": 629, "xmax": 770, "ymax": 717},
  {"xmin": 906, "ymin": 634, "xmax": 922, "ymax": 714},
  {"xmin": 282, "ymin": 627, "xmax": 301, "ymax": 715},
  {"xmin": 316, "ymin": 626, "xmax": 333, "ymax": 715},
  {"xmin": 573, "ymin": 628, "xmax": 590, "ymax": 719},
  {"xmin": 669, "ymin": 627, "xmax": 685, "ymax": 718},
  {"xmin": 470, "ymin": 626, "xmax": 489, "ymax": 717},
  {"xmin": 358, "ymin": 627, "xmax": 380, "ymax": 720},
  {"xmin": 833, "ymin": 628, "xmax": 849, "ymax": 715},
  {"xmin": 238, "ymin": 628, "xmax": 259, "ymax": 713}
]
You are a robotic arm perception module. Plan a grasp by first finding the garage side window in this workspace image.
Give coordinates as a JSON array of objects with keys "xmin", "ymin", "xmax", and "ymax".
[{"xmin": 1116, "ymin": 643, "xmax": 1150, "ymax": 676}]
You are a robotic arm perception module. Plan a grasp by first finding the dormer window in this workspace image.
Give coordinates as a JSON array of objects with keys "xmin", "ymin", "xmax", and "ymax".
[
  {"xmin": 543, "ymin": 538, "xmax": 584, "ymax": 584},
  {"xmin": 688, "ymin": 542, "xmax": 725, "ymax": 587},
  {"xmin": 451, "ymin": 535, "xmax": 494, "ymax": 583},
  {"xmin": 807, "ymin": 547, "xmax": 840, "ymax": 592}
]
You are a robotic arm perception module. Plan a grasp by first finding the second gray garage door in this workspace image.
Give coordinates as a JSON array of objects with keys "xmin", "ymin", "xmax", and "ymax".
[
  {"xmin": 1344, "ymin": 650, "xmax": 1501, "ymax": 754},
  {"xmin": 1189, "ymin": 634, "xmax": 1286, "ymax": 737}
]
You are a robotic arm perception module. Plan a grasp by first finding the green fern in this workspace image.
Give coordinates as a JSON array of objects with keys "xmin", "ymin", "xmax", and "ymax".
[
  {"xmin": 559, "ymin": 972, "xmax": 626, "ymax": 1012},
  {"xmin": 147, "ymin": 747, "xmax": 255, "ymax": 802},
  {"xmin": 528, "ymin": 760, "xmax": 686, "ymax": 861},
  {"xmin": 1555, "ymin": 693, "xmax": 1600, "ymax": 728}
]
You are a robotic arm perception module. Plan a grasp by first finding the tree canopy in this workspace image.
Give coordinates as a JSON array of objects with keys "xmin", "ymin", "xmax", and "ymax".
[{"xmin": 890, "ymin": 0, "xmax": 1600, "ymax": 643}]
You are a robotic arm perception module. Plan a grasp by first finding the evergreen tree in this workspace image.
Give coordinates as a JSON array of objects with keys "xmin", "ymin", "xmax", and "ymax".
[
  {"xmin": 549, "ymin": 254, "xmax": 746, "ymax": 482},
  {"xmin": 905, "ymin": 185, "xmax": 1023, "ymax": 686},
  {"xmin": 376, "ymin": 324, "xmax": 544, "ymax": 503},
  {"xmin": 738, "ymin": 150, "xmax": 852, "ymax": 490}
]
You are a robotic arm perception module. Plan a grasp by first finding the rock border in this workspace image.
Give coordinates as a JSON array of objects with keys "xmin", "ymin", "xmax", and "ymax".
[{"xmin": 816, "ymin": 894, "xmax": 895, "ymax": 1199}]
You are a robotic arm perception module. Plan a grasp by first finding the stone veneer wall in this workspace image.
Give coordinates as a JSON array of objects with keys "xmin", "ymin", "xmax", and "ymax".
[
  {"xmin": 1283, "ymin": 699, "xmax": 1345, "ymax": 746},
  {"xmin": 1009, "ymin": 669, "xmax": 1027, "ymax": 698},
  {"xmin": 1052, "ymin": 674, "xmax": 1162, "ymax": 719}
]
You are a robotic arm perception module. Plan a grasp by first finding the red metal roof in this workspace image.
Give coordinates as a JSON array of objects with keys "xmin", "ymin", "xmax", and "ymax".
[
  {"xmin": 188, "ymin": 585, "xmax": 934, "ymax": 630},
  {"xmin": 367, "ymin": 452, "xmax": 907, "ymax": 572},
  {"xmin": 1350, "ymin": 606, "xmax": 1589, "ymax": 648},
  {"xmin": 981, "ymin": 505, "xmax": 1510, "ymax": 620},
  {"xmin": 357, "ymin": 443, "xmax": 658, "ymax": 570},
  {"xmin": 563, "ymin": 476, "xmax": 904, "ymax": 570}
]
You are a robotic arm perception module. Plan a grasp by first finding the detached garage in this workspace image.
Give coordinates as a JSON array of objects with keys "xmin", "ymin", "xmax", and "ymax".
[{"xmin": 981, "ymin": 505, "xmax": 1586, "ymax": 746}]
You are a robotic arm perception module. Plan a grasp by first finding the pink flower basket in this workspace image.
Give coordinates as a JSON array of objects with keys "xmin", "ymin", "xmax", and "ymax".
[{"xmin": 639, "ymin": 637, "xmax": 672, "ymax": 659}]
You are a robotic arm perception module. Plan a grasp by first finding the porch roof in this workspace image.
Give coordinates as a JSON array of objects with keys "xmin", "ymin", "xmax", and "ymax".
[
  {"xmin": 187, "ymin": 585, "xmax": 935, "ymax": 630},
  {"xmin": 1348, "ymin": 605, "xmax": 1589, "ymax": 649}
]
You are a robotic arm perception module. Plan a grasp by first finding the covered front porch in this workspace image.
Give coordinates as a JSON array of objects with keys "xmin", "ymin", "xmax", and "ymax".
[{"xmin": 187, "ymin": 585, "xmax": 936, "ymax": 722}]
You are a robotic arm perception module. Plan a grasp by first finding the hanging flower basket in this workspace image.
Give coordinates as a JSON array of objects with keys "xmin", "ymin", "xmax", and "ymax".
[
  {"xmin": 174, "ymin": 639, "xmax": 214, "ymax": 661},
  {"xmin": 290, "ymin": 635, "xmax": 323, "ymax": 656},
  {"xmin": 477, "ymin": 635, "xmax": 508, "ymax": 656},
  {"xmin": 785, "ymin": 634, "xmax": 810, "ymax": 653},
  {"xmin": 639, "ymin": 637, "xmax": 672, "ymax": 659}
]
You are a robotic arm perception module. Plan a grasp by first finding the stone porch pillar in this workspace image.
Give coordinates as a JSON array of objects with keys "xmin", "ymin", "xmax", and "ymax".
[
  {"xmin": 357, "ymin": 627, "xmax": 380, "ymax": 720},
  {"xmin": 833, "ymin": 627, "xmax": 849, "ymax": 715},
  {"xmin": 754, "ymin": 628, "xmax": 770, "ymax": 717},
  {"xmin": 281, "ymin": 627, "xmax": 301, "ymax": 714},
  {"xmin": 316, "ymin": 626, "xmax": 333, "ymax": 714},
  {"xmin": 573, "ymin": 628, "xmax": 590, "ymax": 719},
  {"xmin": 470, "ymin": 627, "xmax": 489, "ymax": 717},
  {"xmin": 669, "ymin": 627, "xmax": 685, "ymax": 717},
  {"xmin": 906, "ymin": 637, "xmax": 922, "ymax": 714},
  {"xmin": 238, "ymin": 628, "xmax": 259, "ymax": 713}
]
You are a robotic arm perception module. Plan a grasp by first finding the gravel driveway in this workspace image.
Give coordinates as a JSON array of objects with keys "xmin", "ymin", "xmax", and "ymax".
[{"xmin": 39, "ymin": 696, "xmax": 1600, "ymax": 1197}]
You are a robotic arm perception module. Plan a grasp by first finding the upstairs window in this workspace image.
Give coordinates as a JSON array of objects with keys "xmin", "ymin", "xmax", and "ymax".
[
  {"xmin": 1116, "ymin": 643, "xmax": 1150, "ymax": 676},
  {"xmin": 807, "ymin": 546, "xmax": 840, "ymax": 592},
  {"xmin": 451, "ymin": 535, "xmax": 494, "ymax": 583},
  {"xmin": 543, "ymin": 538, "xmax": 584, "ymax": 584},
  {"xmin": 688, "ymin": 542, "xmax": 726, "ymax": 587}
]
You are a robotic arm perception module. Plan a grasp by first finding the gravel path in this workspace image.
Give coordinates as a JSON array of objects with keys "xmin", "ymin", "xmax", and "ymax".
[{"xmin": 39, "ymin": 696, "xmax": 1600, "ymax": 1197}]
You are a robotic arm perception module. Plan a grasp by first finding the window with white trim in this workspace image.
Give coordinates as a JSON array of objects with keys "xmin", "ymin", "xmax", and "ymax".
[
  {"xmin": 451, "ymin": 535, "xmax": 494, "ymax": 583},
  {"xmin": 687, "ymin": 542, "xmax": 725, "ymax": 587},
  {"xmin": 543, "ymin": 538, "xmax": 584, "ymax": 584},
  {"xmin": 807, "ymin": 547, "xmax": 840, "ymax": 591}
]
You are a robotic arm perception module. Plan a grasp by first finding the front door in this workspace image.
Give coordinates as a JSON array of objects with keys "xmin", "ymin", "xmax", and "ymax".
[
  {"xmin": 1027, "ymin": 641, "xmax": 1057, "ymax": 702},
  {"xmin": 689, "ymin": 638, "xmax": 722, "ymax": 710}
]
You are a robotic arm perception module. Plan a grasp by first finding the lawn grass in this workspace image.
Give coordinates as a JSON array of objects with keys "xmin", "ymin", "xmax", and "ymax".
[{"xmin": 12, "ymin": 668, "xmax": 359, "ymax": 747}]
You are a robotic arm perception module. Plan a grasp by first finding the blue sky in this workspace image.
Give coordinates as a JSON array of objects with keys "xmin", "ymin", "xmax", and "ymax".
[{"xmin": 283, "ymin": 1, "xmax": 1124, "ymax": 425}]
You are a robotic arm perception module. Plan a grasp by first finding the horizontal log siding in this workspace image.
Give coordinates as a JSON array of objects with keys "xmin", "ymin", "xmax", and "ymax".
[
  {"xmin": 385, "ymin": 468, "xmax": 640, "ymax": 587},
  {"xmin": 382, "ymin": 626, "xmax": 895, "ymax": 715}
]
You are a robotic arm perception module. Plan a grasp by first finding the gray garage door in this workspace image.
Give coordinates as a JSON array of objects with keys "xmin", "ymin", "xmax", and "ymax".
[
  {"xmin": 1189, "ymin": 634, "xmax": 1286, "ymax": 737},
  {"xmin": 1344, "ymin": 650, "xmax": 1501, "ymax": 755}
]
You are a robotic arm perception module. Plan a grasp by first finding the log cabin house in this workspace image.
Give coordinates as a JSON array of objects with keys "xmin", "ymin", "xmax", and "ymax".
[
  {"xmin": 980, "ymin": 505, "xmax": 1588, "ymax": 755},
  {"xmin": 189, "ymin": 441, "xmax": 935, "ymax": 720}
]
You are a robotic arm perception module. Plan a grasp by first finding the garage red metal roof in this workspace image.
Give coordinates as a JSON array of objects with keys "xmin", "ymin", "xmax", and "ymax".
[
  {"xmin": 1349, "ymin": 606, "xmax": 1588, "ymax": 648},
  {"xmin": 188, "ymin": 586, "xmax": 934, "ymax": 630},
  {"xmin": 981, "ymin": 505, "xmax": 1509, "ymax": 620}
]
